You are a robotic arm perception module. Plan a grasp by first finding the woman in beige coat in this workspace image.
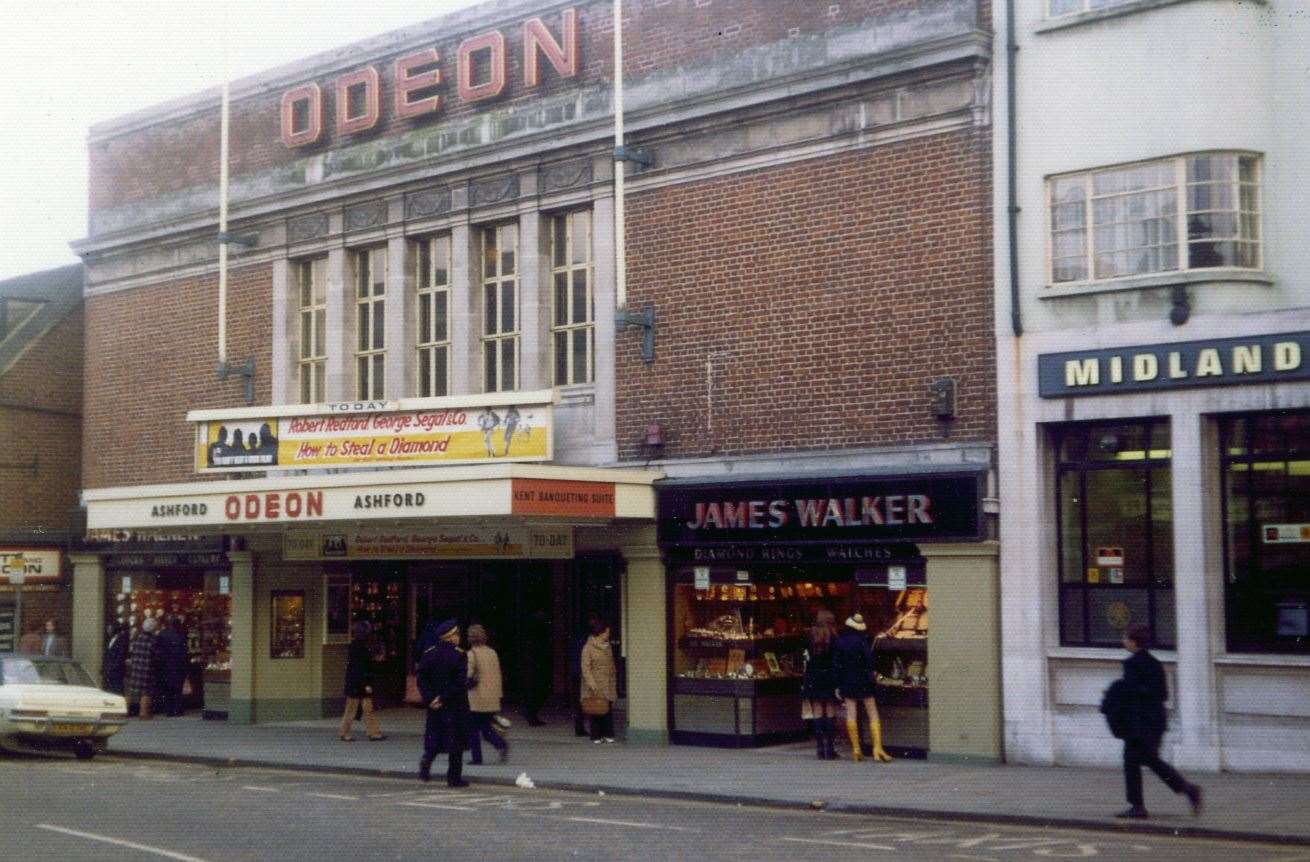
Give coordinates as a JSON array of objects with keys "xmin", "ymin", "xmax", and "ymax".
[
  {"xmin": 580, "ymin": 620, "xmax": 618, "ymax": 744},
  {"xmin": 465, "ymin": 624, "xmax": 508, "ymax": 764}
]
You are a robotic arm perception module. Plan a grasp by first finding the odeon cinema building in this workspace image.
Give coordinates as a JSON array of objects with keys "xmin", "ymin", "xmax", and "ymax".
[{"xmin": 70, "ymin": 0, "xmax": 1001, "ymax": 754}]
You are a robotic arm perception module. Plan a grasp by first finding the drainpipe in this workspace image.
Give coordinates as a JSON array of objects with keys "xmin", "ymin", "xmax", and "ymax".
[
  {"xmin": 1006, "ymin": 0, "xmax": 1023, "ymax": 337},
  {"xmin": 613, "ymin": 0, "xmax": 628, "ymax": 313},
  {"xmin": 215, "ymin": 80, "xmax": 256, "ymax": 403},
  {"xmin": 218, "ymin": 81, "xmax": 230, "ymax": 364}
]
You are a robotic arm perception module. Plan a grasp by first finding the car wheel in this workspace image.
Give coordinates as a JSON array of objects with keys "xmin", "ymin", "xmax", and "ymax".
[{"xmin": 73, "ymin": 740, "xmax": 96, "ymax": 760}]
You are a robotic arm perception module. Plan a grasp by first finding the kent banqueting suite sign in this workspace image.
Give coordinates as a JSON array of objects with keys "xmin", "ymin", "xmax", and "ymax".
[
  {"xmin": 1038, "ymin": 332, "xmax": 1310, "ymax": 398},
  {"xmin": 193, "ymin": 398, "xmax": 551, "ymax": 473}
]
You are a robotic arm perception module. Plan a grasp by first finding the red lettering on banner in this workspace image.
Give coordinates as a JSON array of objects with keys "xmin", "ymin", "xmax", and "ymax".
[
  {"xmin": 225, "ymin": 496, "xmax": 241, "ymax": 520},
  {"xmin": 307, "ymin": 491, "xmax": 324, "ymax": 518},
  {"xmin": 285, "ymin": 493, "xmax": 302, "ymax": 518},
  {"xmin": 265, "ymin": 494, "xmax": 281, "ymax": 520},
  {"xmin": 244, "ymin": 494, "xmax": 259, "ymax": 519}
]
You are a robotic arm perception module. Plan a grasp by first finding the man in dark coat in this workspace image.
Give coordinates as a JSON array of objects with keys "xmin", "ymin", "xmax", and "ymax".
[
  {"xmin": 154, "ymin": 617, "xmax": 190, "ymax": 717},
  {"xmin": 102, "ymin": 624, "xmax": 130, "ymax": 695},
  {"xmin": 416, "ymin": 619, "xmax": 470, "ymax": 787},
  {"xmin": 1114, "ymin": 623, "xmax": 1203, "ymax": 819}
]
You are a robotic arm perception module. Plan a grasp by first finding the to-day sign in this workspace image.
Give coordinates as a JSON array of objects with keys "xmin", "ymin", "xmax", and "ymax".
[
  {"xmin": 284, "ymin": 526, "xmax": 574, "ymax": 561},
  {"xmin": 194, "ymin": 401, "xmax": 550, "ymax": 473},
  {"xmin": 0, "ymin": 548, "xmax": 62, "ymax": 585}
]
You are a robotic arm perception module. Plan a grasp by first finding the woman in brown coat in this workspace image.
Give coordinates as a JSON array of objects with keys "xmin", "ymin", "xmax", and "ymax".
[
  {"xmin": 465, "ymin": 624, "xmax": 508, "ymax": 764},
  {"xmin": 580, "ymin": 620, "xmax": 618, "ymax": 744}
]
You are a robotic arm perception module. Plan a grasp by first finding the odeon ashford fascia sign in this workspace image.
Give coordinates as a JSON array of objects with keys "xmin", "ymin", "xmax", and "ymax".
[
  {"xmin": 1038, "ymin": 332, "xmax": 1310, "ymax": 398},
  {"xmin": 82, "ymin": 466, "xmax": 658, "ymax": 531},
  {"xmin": 188, "ymin": 391, "xmax": 552, "ymax": 474}
]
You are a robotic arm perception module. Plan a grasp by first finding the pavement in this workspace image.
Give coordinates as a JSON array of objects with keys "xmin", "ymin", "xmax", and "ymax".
[{"xmin": 102, "ymin": 707, "xmax": 1310, "ymax": 848}]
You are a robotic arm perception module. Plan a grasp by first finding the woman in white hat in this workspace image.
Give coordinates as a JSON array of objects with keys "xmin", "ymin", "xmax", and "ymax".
[{"xmin": 831, "ymin": 613, "xmax": 893, "ymax": 762}]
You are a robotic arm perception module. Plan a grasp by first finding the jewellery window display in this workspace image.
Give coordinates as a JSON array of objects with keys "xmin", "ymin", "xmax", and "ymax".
[
  {"xmin": 351, "ymin": 578, "xmax": 404, "ymax": 660},
  {"xmin": 106, "ymin": 571, "xmax": 232, "ymax": 672},
  {"xmin": 672, "ymin": 568, "xmax": 852, "ymax": 746},
  {"xmin": 856, "ymin": 583, "xmax": 929, "ymax": 751},
  {"xmin": 271, "ymin": 591, "xmax": 306, "ymax": 659}
]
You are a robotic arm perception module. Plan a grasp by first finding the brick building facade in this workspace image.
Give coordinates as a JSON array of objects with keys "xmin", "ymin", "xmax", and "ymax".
[
  {"xmin": 74, "ymin": 0, "xmax": 999, "ymax": 756},
  {"xmin": 0, "ymin": 264, "xmax": 84, "ymax": 653}
]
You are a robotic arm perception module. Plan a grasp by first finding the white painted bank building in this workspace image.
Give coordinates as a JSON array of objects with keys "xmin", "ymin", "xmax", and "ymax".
[{"xmin": 993, "ymin": 0, "xmax": 1310, "ymax": 772}]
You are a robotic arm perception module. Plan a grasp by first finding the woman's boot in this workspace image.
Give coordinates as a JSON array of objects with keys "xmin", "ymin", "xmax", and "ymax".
[
  {"xmin": 869, "ymin": 715, "xmax": 894, "ymax": 762},
  {"xmin": 845, "ymin": 719, "xmax": 864, "ymax": 762},
  {"xmin": 812, "ymin": 720, "xmax": 825, "ymax": 760},
  {"xmin": 821, "ymin": 717, "xmax": 839, "ymax": 759}
]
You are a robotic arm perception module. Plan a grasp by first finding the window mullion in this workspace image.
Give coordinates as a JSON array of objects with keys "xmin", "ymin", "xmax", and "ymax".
[{"xmin": 1175, "ymin": 157, "xmax": 1188, "ymax": 271}]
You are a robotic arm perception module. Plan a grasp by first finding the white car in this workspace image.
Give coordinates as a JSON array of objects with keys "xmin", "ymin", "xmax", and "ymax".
[{"xmin": 0, "ymin": 654, "xmax": 128, "ymax": 759}]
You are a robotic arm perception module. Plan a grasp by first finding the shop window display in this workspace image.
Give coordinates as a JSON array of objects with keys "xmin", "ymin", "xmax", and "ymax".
[
  {"xmin": 1220, "ymin": 411, "xmax": 1310, "ymax": 654},
  {"xmin": 271, "ymin": 591, "xmax": 306, "ymax": 659},
  {"xmin": 671, "ymin": 564, "xmax": 929, "ymax": 750},
  {"xmin": 1053, "ymin": 420, "xmax": 1175, "ymax": 648}
]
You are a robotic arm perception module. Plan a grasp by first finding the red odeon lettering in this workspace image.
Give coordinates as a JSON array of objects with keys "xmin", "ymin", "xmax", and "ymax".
[
  {"xmin": 224, "ymin": 491, "xmax": 325, "ymax": 521},
  {"xmin": 280, "ymin": 9, "xmax": 578, "ymax": 148}
]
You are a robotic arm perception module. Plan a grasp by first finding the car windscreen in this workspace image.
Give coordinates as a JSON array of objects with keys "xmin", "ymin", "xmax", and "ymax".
[{"xmin": 0, "ymin": 657, "xmax": 96, "ymax": 687}]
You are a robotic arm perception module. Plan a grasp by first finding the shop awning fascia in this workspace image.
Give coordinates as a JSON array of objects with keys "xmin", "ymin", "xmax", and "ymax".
[{"xmin": 82, "ymin": 463, "xmax": 662, "ymax": 533}]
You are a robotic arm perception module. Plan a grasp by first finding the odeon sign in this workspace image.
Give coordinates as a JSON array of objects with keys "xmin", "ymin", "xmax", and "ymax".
[{"xmin": 280, "ymin": 8, "xmax": 579, "ymax": 147}]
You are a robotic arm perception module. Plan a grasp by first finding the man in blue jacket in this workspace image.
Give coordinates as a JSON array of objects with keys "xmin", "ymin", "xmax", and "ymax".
[
  {"xmin": 416, "ymin": 619, "xmax": 470, "ymax": 787},
  {"xmin": 1115, "ymin": 623, "xmax": 1203, "ymax": 819}
]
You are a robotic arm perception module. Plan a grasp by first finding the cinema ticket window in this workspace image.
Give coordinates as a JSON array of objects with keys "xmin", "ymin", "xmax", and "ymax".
[
  {"xmin": 1220, "ymin": 411, "xmax": 1310, "ymax": 654},
  {"xmin": 1054, "ymin": 420, "xmax": 1175, "ymax": 647}
]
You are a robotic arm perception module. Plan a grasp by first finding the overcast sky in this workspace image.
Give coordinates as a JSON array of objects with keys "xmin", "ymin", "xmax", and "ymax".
[{"xmin": 0, "ymin": 0, "xmax": 483, "ymax": 282}]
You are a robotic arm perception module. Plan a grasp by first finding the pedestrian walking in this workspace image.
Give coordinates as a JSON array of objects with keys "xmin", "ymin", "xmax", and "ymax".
[
  {"xmin": 125, "ymin": 618, "xmax": 160, "ymax": 720},
  {"xmin": 801, "ymin": 609, "xmax": 840, "ymax": 760},
  {"xmin": 832, "ymin": 613, "xmax": 893, "ymax": 762},
  {"xmin": 1102, "ymin": 623, "xmax": 1203, "ymax": 819},
  {"xmin": 154, "ymin": 616, "xmax": 190, "ymax": 716},
  {"xmin": 465, "ymin": 624, "xmax": 508, "ymax": 765},
  {"xmin": 416, "ymin": 618, "xmax": 471, "ymax": 787},
  {"xmin": 580, "ymin": 619, "xmax": 617, "ymax": 744},
  {"xmin": 339, "ymin": 622, "xmax": 386, "ymax": 742},
  {"xmin": 102, "ymin": 623, "xmax": 130, "ymax": 695}
]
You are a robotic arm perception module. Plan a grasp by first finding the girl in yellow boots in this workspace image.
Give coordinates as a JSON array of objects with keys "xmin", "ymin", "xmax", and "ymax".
[{"xmin": 832, "ymin": 614, "xmax": 893, "ymax": 762}]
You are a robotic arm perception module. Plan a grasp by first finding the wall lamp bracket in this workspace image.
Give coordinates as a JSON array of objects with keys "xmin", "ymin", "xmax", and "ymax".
[
  {"xmin": 616, "ymin": 304, "xmax": 656, "ymax": 363},
  {"xmin": 218, "ymin": 231, "xmax": 259, "ymax": 248},
  {"xmin": 1169, "ymin": 285, "xmax": 1191, "ymax": 326},
  {"xmin": 613, "ymin": 146, "xmax": 653, "ymax": 169},
  {"xmin": 218, "ymin": 357, "xmax": 257, "ymax": 404}
]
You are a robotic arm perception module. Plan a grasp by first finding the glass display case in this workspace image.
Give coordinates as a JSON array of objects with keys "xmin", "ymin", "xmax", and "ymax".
[
  {"xmin": 856, "ymin": 583, "xmax": 929, "ymax": 752},
  {"xmin": 672, "ymin": 568, "xmax": 852, "ymax": 746}
]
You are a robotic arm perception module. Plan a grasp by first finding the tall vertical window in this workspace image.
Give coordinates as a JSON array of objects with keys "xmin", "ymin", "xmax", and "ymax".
[
  {"xmin": 415, "ymin": 234, "xmax": 451, "ymax": 398},
  {"xmin": 353, "ymin": 246, "xmax": 386, "ymax": 399},
  {"xmin": 1054, "ymin": 420, "xmax": 1175, "ymax": 647},
  {"xmin": 480, "ymin": 223, "xmax": 518, "ymax": 392},
  {"xmin": 296, "ymin": 257, "xmax": 327, "ymax": 404},
  {"xmin": 1220, "ymin": 412, "xmax": 1310, "ymax": 655},
  {"xmin": 1049, "ymin": 152, "xmax": 1260, "ymax": 284},
  {"xmin": 551, "ymin": 209, "xmax": 594, "ymax": 385}
]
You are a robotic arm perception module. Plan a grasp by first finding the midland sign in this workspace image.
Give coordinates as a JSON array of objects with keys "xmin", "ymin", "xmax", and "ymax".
[{"xmin": 1038, "ymin": 332, "xmax": 1310, "ymax": 398}]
